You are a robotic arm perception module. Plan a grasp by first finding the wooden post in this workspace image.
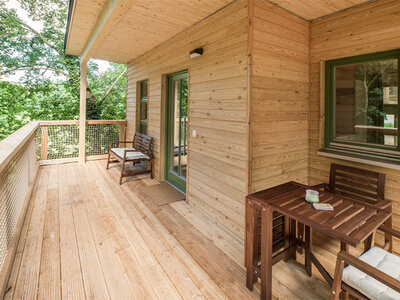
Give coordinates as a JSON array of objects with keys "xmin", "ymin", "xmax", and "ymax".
[
  {"xmin": 119, "ymin": 123, "xmax": 125, "ymax": 148},
  {"xmin": 40, "ymin": 126, "xmax": 48, "ymax": 160},
  {"xmin": 79, "ymin": 62, "xmax": 87, "ymax": 163}
]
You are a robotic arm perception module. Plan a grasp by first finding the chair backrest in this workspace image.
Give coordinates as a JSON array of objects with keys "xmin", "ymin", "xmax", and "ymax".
[
  {"xmin": 328, "ymin": 163, "xmax": 386, "ymax": 205},
  {"xmin": 133, "ymin": 132, "xmax": 153, "ymax": 157}
]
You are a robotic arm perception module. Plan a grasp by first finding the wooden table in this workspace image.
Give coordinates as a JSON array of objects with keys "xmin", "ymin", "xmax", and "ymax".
[{"xmin": 245, "ymin": 181, "xmax": 392, "ymax": 300}]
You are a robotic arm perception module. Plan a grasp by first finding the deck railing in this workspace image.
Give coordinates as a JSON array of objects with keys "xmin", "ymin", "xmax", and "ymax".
[
  {"xmin": 38, "ymin": 120, "xmax": 126, "ymax": 164},
  {"xmin": 0, "ymin": 122, "xmax": 39, "ymax": 296},
  {"xmin": 0, "ymin": 119, "xmax": 126, "ymax": 296}
]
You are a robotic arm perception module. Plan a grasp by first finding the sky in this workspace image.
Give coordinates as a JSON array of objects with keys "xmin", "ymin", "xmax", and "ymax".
[{"xmin": 3, "ymin": 0, "xmax": 112, "ymax": 82}]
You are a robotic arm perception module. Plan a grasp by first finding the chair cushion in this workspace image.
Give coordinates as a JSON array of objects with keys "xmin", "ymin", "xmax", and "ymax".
[
  {"xmin": 342, "ymin": 246, "xmax": 400, "ymax": 300},
  {"xmin": 111, "ymin": 148, "xmax": 150, "ymax": 161}
]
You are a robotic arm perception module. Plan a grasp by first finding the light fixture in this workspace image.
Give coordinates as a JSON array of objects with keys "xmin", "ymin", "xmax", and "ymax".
[{"xmin": 189, "ymin": 47, "xmax": 203, "ymax": 59}]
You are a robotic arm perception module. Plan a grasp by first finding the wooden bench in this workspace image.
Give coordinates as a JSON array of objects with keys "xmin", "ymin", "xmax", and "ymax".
[{"xmin": 106, "ymin": 132, "xmax": 153, "ymax": 184}]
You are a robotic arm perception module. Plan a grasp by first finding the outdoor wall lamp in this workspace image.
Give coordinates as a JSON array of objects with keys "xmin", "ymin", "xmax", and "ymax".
[{"xmin": 189, "ymin": 47, "xmax": 204, "ymax": 59}]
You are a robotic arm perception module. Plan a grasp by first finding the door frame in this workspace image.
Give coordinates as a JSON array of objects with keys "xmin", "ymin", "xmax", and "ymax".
[{"xmin": 165, "ymin": 70, "xmax": 188, "ymax": 193}]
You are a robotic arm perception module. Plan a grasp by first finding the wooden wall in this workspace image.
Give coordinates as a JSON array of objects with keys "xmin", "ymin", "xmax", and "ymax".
[
  {"xmin": 310, "ymin": 0, "xmax": 400, "ymax": 239},
  {"xmin": 249, "ymin": 0, "xmax": 310, "ymax": 193},
  {"xmin": 126, "ymin": 0, "xmax": 249, "ymax": 239}
]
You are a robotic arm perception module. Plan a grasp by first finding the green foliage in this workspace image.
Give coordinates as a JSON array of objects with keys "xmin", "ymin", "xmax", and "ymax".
[{"xmin": 0, "ymin": 0, "xmax": 127, "ymax": 141}]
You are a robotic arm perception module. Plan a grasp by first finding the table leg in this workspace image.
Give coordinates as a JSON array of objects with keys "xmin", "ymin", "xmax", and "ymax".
[
  {"xmin": 297, "ymin": 222, "xmax": 304, "ymax": 254},
  {"xmin": 384, "ymin": 216, "xmax": 393, "ymax": 253},
  {"xmin": 305, "ymin": 225, "xmax": 312, "ymax": 276},
  {"xmin": 284, "ymin": 216, "xmax": 290, "ymax": 261},
  {"xmin": 290, "ymin": 218, "xmax": 297, "ymax": 260},
  {"xmin": 246, "ymin": 199, "xmax": 257, "ymax": 290},
  {"xmin": 261, "ymin": 205, "xmax": 273, "ymax": 300},
  {"xmin": 340, "ymin": 242, "xmax": 349, "ymax": 252},
  {"xmin": 364, "ymin": 232, "xmax": 375, "ymax": 252},
  {"xmin": 340, "ymin": 242, "xmax": 349, "ymax": 268}
]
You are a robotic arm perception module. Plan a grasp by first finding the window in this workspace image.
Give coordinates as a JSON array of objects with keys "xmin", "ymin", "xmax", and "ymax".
[
  {"xmin": 137, "ymin": 80, "xmax": 148, "ymax": 134},
  {"xmin": 325, "ymin": 49, "xmax": 400, "ymax": 160}
]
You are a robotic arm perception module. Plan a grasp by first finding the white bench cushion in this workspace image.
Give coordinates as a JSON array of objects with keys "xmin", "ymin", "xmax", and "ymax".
[
  {"xmin": 342, "ymin": 246, "xmax": 400, "ymax": 300},
  {"xmin": 111, "ymin": 148, "xmax": 150, "ymax": 161}
]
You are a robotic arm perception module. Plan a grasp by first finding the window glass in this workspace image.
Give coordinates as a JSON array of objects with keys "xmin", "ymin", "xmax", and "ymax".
[
  {"xmin": 333, "ymin": 58, "xmax": 398, "ymax": 148},
  {"xmin": 138, "ymin": 80, "xmax": 148, "ymax": 134}
]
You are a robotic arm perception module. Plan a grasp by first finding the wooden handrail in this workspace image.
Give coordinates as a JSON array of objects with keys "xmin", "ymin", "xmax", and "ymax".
[
  {"xmin": 39, "ymin": 120, "xmax": 79, "ymax": 126},
  {"xmin": 0, "ymin": 121, "xmax": 39, "ymax": 174},
  {"xmin": 39, "ymin": 120, "xmax": 126, "ymax": 126},
  {"xmin": 86, "ymin": 120, "xmax": 126, "ymax": 125}
]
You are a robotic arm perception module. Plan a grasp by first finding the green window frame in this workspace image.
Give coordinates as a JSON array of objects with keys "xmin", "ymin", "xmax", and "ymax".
[
  {"xmin": 137, "ymin": 80, "xmax": 148, "ymax": 134},
  {"xmin": 324, "ymin": 49, "xmax": 400, "ymax": 160}
]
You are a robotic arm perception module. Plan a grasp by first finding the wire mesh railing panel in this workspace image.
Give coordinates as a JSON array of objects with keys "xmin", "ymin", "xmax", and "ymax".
[
  {"xmin": 35, "ymin": 126, "xmax": 42, "ymax": 161},
  {"xmin": 35, "ymin": 121, "xmax": 125, "ymax": 161},
  {"xmin": 44, "ymin": 125, "xmax": 79, "ymax": 160},
  {"xmin": 0, "ymin": 136, "xmax": 37, "ymax": 272},
  {"xmin": 86, "ymin": 123, "xmax": 121, "ymax": 156}
]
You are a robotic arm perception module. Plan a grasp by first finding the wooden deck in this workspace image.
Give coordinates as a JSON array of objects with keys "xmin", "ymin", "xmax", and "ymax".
[{"xmin": 4, "ymin": 160, "xmax": 344, "ymax": 299}]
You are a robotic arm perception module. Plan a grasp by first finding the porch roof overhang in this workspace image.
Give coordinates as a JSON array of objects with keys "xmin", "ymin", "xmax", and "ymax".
[
  {"xmin": 64, "ymin": 0, "xmax": 374, "ymax": 64},
  {"xmin": 64, "ymin": 0, "xmax": 235, "ymax": 64}
]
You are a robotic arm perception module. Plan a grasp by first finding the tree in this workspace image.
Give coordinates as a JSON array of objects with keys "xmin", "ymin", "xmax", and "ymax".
[{"xmin": 0, "ymin": 0, "xmax": 127, "ymax": 140}]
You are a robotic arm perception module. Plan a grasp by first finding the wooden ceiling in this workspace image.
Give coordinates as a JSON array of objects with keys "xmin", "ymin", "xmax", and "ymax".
[
  {"xmin": 65, "ymin": 0, "xmax": 234, "ymax": 63},
  {"xmin": 268, "ymin": 0, "xmax": 374, "ymax": 20},
  {"xmin": 65, "ymin": 0, "xmax": 108, "ymax": 57},
  {"xmin": 65, "ymin": 0, "xmax": 376, "ymax": 63}
]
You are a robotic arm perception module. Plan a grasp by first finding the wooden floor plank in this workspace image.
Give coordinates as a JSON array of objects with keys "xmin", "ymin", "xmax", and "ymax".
[
  {"xmin": 73, "ymin": 164, "xmax": 135, "ymax": 299},
  {"xmin": 57, "ymin": 164, "xmax": 85, "ymax": 300},
  {"xmin": 65, "ymin": 164, "xmax": 110, "ymax": 299},
  {"xmin": 171, "ymin": 201, "xmax": 244, "ymax": 266},
  {"xmin": 12, "ymin": 167, "xmax": 49, "ymax": 299},
  {"xmin": 106, "ymin": 162, "xmax": 257, "ymax": 299},
  {"xmin": 76, "ymin": 163, "xmax": 157, "ymax": 299},
  {"xmin": 38, "ymin": 165, "xmax": 61, "ymax": 299},
  {"xmin": 6, "ymin": 161, "xmax": 345, "ymax": 300},
  {"xmin": 94, "ymin": 162, "xmax": 212, "ymax": 299},
  {"xmin": 93, "ymin": 161, "xmax": 230, "ymax": 300},
  {"xmin": 82, "ymin": 164, "xmax": 159, "ymax": 300}
]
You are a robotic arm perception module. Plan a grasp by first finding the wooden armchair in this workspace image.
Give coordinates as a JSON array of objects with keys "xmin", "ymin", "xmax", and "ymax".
[
  {"xmin": 331, "ymin": 226, "xmax": 400, "ymax": 300},
  {"xmin": 106, "ymin": 132, "xmax": 153, "ymax": 184},
  {"xmin": 311, "ymin": 163, "xmax": 388, "ymax": 207}
]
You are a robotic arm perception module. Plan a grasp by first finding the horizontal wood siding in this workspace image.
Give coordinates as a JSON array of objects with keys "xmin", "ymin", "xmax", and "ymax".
[
  {"xmin": 249, "ymin": 0, "xmax": 310, "ymax": 193},
  {"xmin": 310, "ymin": 0, "xmax": 400, "ymax": 244},
  {"xmin": 126, "ymin": 0, "xmax": 249, "ymax": 239}
]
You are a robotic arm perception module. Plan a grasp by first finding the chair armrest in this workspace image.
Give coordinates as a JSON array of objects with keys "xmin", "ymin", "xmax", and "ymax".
[
  {"xmin": 378, "ymin": 226, "xmax": 400, "ymax": 239},
  {"xmin": 109, "ymin": 141, "xmax": 134, "ymax": 151},
  {"xmin": 310, "ymin": 183, "xmax": 328, "ymax": 191},
  {"xmin": 110, "ymin": 141, "xmax": 134, "ymax": 145},
  {"xmin": 337, "ymin": 251, "xmax": 400, "ymax": 293}
]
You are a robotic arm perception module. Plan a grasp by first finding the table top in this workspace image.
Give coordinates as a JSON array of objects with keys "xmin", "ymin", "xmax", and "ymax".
[{"xmin": 247, "ymin": 182, "xmax": 392, "ymax": 247}]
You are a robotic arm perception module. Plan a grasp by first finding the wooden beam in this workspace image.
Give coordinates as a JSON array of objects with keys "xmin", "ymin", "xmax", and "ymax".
[
  {"xmin": 79, "ymin": 0, "xmax": 136, "ymax": 63},
  {"xmin": 79, "ymin": 62, "xmax": 87, "ymax": 164}
]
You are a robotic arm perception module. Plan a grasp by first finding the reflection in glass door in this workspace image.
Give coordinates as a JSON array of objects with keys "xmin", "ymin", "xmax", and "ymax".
[{"xmin": 165, "ymin": 71, "xmax": 188, "ymax": 192}]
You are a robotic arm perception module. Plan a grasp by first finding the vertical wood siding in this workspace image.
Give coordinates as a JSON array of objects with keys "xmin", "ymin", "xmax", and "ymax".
[
  {"xmin": 126, "ymin": 0, "xmax": 249, "ymax": 239},
  {"xmin": 310, "ymin": 0, "xmax": 400, "ymax": 239},
  {"xmin": 249, "ymin": 0, "xmax": 310, "ymax": 193}
]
